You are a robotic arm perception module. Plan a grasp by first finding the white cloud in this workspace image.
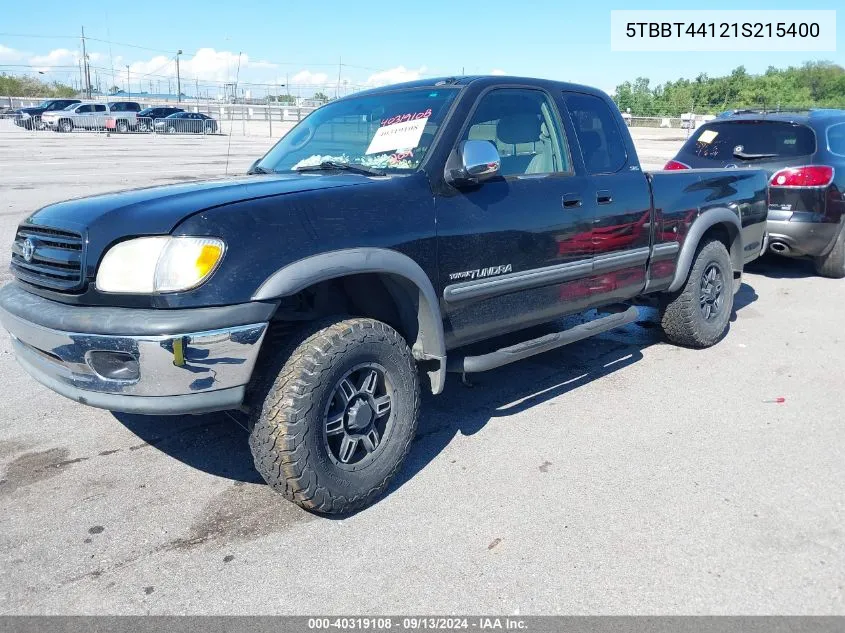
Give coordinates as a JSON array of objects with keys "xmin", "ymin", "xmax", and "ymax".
[
  {"xmin": 126, "ymin": 48, "xmax": 276, "ymax": 83},
  {"xmin": 365, "ymin": 65, "xmax": 426, "ymax": 87},
  {"xmin": 490, "ymin": 69, "xmax": 507, "ymax": 76},
  {"xmin": 29, "ymin": 48, "xmax": 83, "ymax": 70},
  {"xmin": 0, "ymin": 44, "xmax": 28, "ymax": 63},
  {"xmin": 292, "ymin": 70, "xmax": 330, "ymax": 86},
  {"xmin": 128, "ymin": 54, "xmax": 174, "ymax": 77}
]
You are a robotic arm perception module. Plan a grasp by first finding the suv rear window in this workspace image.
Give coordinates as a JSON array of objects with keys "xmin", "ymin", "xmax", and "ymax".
[{"xmin": 681, "ymin": 121, "xmax": 816, "ymax": 160}]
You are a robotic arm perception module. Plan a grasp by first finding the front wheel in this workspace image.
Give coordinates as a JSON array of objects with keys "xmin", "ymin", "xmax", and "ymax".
[
  {"xmin": 660, "ymin": 239, "xmax": 734, "ymax": 348},
  {"xmin": 116, "ymin": 119, "xmax": 129, "ymax": 133},
  {"xmin": 59, "ymin": 119, "xmax": 73, "ymax": 133},
  {"xmin": 167, "ymin": 125, "xmax": 177, "ymax": 134},
  {"xmin": 248, "ymin": 317, "xmax": 420, "ymax": 514},
  {"xmin": 813, "ymin": 228, "xmax": 845, "ymax": 279}
]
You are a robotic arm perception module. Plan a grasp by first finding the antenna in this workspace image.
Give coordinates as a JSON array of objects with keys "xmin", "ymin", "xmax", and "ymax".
[{"xmin": 224, "ymin": 52, "xmax": 243, "ymax": 177}]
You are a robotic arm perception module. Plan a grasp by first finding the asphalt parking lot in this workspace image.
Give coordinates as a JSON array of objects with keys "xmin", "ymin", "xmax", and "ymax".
[{"xmin": 0, "ymin": 124, "xmax": 843, "ymax": 615}]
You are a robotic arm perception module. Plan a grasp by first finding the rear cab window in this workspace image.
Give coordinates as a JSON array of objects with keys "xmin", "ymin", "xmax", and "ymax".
[
  {"xmin": 564, "ymin": 93, "xmax": 628, "ymax": 174},
  {"xmin": 680, "ymin": 121, "xmax": 816, "ymax": 162}
]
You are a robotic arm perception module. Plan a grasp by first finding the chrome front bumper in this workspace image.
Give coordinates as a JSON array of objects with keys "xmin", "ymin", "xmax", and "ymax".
[{"xmin": 0, "ymin": 285, "xmax": 272, "ymax": 415}]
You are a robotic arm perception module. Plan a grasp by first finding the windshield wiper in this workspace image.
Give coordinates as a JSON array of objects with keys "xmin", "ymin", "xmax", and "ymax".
[
  {"xmin": 296, "ymin": 161, "xmax": 386, "ymax": 176},
  {"xmin": 732, "ymin": 151, "xmax": 778, "ymax": 160},
  {"xmin": 247, "ymin": 164, "xmax": 276, "ymax": 175}
]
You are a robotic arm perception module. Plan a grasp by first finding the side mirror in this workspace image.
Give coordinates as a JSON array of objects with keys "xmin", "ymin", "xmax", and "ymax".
[
  {"xmin": 246, "ymin": 159, "xmax": 260, "ymax": 175},
  {"xmin": 445, "ymin": 140, "xmax": 501, "ymax": 187}
]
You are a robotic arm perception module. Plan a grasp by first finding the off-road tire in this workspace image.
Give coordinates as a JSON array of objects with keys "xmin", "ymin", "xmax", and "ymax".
[
  {"xmin": 248, "ymin": 317, "xmax": 420, "ymax": 514},
  {"xmin": 813, "ymin": 227, "xmax": 845, "ymax": 279},
  {"xmin": 660, "ymin": 239, "xmax": 733, "ymax": 348}
]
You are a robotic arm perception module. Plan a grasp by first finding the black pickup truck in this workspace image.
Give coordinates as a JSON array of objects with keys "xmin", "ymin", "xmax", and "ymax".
[{"xmin": 0, "ymin": 76, "xmax": 768, "ymax": 514}]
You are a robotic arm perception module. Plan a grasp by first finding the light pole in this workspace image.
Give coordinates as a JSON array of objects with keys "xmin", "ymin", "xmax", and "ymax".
[
  {"xmin": 126, "ymin": 65, "xmax": 130, "ymax": 99},
  {"xmin": 176, "ymin": 49, "xmax": 183, "ymax": 103}
]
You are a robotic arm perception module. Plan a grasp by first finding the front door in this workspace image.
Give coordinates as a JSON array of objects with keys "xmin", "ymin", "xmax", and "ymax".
[{"xmin": 435, "ymin": 87, "xmax": 596, "ymax": 349}]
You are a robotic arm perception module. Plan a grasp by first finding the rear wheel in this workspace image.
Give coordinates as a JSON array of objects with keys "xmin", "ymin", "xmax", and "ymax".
[
  {"xmin": 813, "ymin": 228, "xmax": 845, "ymax": 279},
  {"xmin": 660, "ymin": 239, "xmax": 734, "ymax": 348},
  {"xmin": 248, "ymin": 317, "xmax": 420, "ymax": 514}
]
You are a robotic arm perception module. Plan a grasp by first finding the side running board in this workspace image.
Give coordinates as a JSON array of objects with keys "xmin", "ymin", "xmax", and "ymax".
[{"xmin": 446, "ymin": 306, "xmax": 639, "ymax": 374}]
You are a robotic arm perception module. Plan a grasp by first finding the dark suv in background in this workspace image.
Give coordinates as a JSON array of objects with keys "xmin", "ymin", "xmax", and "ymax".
[
  {"xmin": 136, "ymin": 106, "xmax": 184, "ymax": 132},
  {"xmin": 13, "ymin": 99, "xmax": 81, "ymax": 130},
  {"xmin": 666, "ymin": 110, "xmax": 845, "ymax": 278}
]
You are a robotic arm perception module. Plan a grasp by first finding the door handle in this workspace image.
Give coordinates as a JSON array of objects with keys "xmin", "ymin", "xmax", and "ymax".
[
  {"xmin": 597, "ymin": 190, "xmax": 613, "ymax": 205},
  {"xmin": 562, "ymin": 193, "xmax": 582, "ymax": 209}
]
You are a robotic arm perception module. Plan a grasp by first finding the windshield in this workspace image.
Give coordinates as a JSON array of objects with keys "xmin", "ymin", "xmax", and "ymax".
[
  {"xmin": 257, "ymin": 88, "xmax": 459, "ymax": 173},
  {"xmin": 37, "ymin": 101, "xmax": 53, "ymax": 108}
]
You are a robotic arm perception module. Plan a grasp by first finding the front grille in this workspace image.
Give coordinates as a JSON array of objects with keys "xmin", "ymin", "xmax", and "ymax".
[{"xmin": 10, "ymin": 224, "xmax": 84, "ymax": 291}]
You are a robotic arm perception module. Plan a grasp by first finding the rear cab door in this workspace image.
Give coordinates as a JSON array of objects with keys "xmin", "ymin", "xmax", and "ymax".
[
  {"xmin": 91, "ymin": 104, "xmax": 108, "ymax": 128},
  {"xmin": 560, "ymin": 91, "xmax": 654, "ymax": 304}
]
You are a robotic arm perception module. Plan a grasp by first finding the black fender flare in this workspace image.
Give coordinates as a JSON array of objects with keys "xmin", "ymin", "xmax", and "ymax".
[
  {"xmin": 252, "ymin": 248, "xmax": 447, "ymax": 394},
  {"xmin": 667, "ymin": 208, "xmax": 743, "ymax": 293}
]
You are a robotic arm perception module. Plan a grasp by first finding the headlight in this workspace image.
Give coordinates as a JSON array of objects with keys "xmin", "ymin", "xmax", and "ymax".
[{"xmin": 96, "ymin": 236, "xmax": 225, "ymax": 294}]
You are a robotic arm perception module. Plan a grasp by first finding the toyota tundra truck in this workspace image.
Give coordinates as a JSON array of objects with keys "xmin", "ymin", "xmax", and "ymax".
[{"xmin": 0, "ymin": 76, "xmax": 768, "ymax": 514}]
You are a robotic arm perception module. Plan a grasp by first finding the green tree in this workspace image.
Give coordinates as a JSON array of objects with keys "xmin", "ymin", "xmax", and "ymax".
[
  {"xmin": 0, "ymin": 74, "xmax": 77, "ymax": 98},
  {"xmin": 612, "ymin": 62, "xmax": 845, "ymax": 116}
]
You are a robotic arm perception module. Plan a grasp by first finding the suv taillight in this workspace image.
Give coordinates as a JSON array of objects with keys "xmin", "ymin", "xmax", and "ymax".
[
  {"xmin": 770, "ymin": 165, "xmax": 834, "ymax": 188},
  {"xmin": 664, "ymin": 160, "xmax": 690, "ymax": 170}
]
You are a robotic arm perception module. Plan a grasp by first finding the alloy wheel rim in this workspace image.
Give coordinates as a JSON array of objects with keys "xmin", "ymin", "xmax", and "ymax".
[
  {"xmin": 322, "ymin": 363, "xmax": 394, "ymax": 468},
  {"xmin": 700, "ymin": 263, "xmax": 724, "ymax": 321}
]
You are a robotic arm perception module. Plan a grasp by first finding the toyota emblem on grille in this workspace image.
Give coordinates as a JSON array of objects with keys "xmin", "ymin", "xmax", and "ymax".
[{"xmin": 21, "ymin": 238, "xmax": 35, "ymax": 262}]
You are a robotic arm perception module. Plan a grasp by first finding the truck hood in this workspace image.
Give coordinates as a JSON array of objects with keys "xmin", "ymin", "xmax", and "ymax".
[{"xmin": 25, "ymin": 173, "xmax": 374, "ymax": 239}]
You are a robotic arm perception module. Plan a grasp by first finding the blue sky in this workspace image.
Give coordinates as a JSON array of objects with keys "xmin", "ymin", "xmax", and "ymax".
[{"xmin": 1, "ymin": 0, "xmax": 842, "ymax": 97}]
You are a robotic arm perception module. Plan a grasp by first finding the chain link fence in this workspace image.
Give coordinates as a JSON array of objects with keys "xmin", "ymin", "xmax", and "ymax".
[
  {"xmin": 617, "ymin": 99, "xmax": 845, "ymax": 133},
  {"xmin": 0, "ymin": 96, "xmax": 319, "ymax": 138}
]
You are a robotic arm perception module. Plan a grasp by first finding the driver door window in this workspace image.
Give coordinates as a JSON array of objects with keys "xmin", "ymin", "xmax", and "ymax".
[{"xmin": 461, "ymin": 89, "xmax": 571, "ymax": 177}]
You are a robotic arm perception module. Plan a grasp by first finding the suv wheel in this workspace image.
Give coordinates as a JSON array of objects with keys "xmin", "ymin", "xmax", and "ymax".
[
  {"xmin": 248, "ymin": 317, "xmax": 420, "ymax": 514},
  {"xmin": 813, "ymin": 228, "xmax": 845, "ymax": 279},
  {"xmin": 660, "ymin": 239, "xmax": 734, "ymax": 348},
  {"xmin": 59, "ymin": 119, "xmax": 73, "ymax": 133},
  {"xmin": 116, "ymin": 119, "xmax": 129, "ymax": 133}
]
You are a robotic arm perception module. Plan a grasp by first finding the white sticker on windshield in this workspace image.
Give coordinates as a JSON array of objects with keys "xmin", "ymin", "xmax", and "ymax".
[
  {"xmin": 698, "ymin": 130, "xmax": 718, "ymax": 144},
  {"xmin": 366, "ymin": 117, "xmax": 429, "ymax": 155}
]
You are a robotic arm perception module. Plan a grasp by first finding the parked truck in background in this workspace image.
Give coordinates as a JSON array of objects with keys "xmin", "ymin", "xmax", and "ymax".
[{"xmin": 0, "ymin": 76, "xmax": 768, "ymax": 514}]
